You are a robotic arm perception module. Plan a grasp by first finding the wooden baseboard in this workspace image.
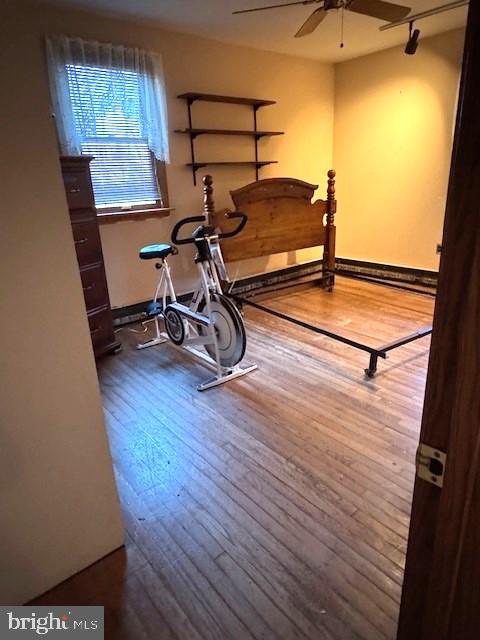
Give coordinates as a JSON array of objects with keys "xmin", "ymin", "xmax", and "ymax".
[
  {"xmin": 335, "ymin": 258, "xmax": 438, "ymax": 288},
  {"xmin": 112, "ymin": 257, "xmax": 437, "ymax": 324},
  {"xmin": 232, "ymin": 259, "xmax": 325, "ymax": 295}
]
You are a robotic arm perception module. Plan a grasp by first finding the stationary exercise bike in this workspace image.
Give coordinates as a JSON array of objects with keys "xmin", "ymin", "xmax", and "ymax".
[{"xmin": 137, "ymin": 177, "xmax": 257, "ymax": 391}]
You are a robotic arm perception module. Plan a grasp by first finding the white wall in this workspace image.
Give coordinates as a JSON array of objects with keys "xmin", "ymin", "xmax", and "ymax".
[
  {"xmin": 0, "ymin": 1, "xmax": 123, "ymax": 604},
  {"xmin": 333, "ymin": 29, "xmax": 465, "ymax": 270}
]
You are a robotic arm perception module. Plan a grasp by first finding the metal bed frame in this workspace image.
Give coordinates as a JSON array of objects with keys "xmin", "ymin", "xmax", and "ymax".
[
  {"xmin": 210, "ymin": 171, "xmax": 434, "ymax": 378},
  {"xmin": 233, "ymin": 273, "xmax": 433, "ymax": 378}
]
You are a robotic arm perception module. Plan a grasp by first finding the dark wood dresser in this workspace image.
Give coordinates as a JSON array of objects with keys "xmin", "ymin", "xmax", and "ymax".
[{"xmin": 61, "ymin": 156, "xmax": 120, "ymax": 358}]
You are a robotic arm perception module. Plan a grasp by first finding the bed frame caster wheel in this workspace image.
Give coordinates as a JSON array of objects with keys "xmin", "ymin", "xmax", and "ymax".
[{"xmin": 365, "ymin": 353, "xmax": 379, "ymax": 379}]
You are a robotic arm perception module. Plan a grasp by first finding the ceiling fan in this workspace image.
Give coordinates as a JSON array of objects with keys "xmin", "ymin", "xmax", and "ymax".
[{"xmin": 233, "ymin": 0, "xmax": 412, "ymax": 38}]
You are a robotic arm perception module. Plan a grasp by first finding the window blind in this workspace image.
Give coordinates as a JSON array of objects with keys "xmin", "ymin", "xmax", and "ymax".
[{"xmin": 66, "ymin": 64, "xmax": 160, "ymax": 207}]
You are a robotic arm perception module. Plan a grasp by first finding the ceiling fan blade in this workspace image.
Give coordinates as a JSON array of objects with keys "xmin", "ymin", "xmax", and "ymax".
[
  {"xmin": 294, "ymin": 7, "xmax": 328, "ymax": 37},
  {"xmin": 347, "ymin": 0, "xmax": 411, "ymax": 22},
  {"xmin": 233, "ymin": 1, "xmax": 317, "ymax": 15}
]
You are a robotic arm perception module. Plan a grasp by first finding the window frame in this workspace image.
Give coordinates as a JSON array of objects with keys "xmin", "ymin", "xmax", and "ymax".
[
  {"xmin": 96, "ymin": 160, "xmax": 173, "ymax": 223},
  {"xmin": 93, "ymin": 159, "xmax": 170, "ymax": 215},
  {"xmin": 63, "ymin": 58, "xmax": 169, "ymax": 217}
]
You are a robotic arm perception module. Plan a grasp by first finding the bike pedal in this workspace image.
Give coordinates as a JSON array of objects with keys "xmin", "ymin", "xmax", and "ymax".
[{"xmin": 146, "ymin": 301, "xmax": 163, "ymax": 317}]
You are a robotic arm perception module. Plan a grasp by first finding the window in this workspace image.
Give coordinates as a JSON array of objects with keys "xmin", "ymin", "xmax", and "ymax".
[
  {"xmin": 46, "ymin": 36, "xmax": 169, "ymax": 212},
  {"xmin": 66, "ymin": 64, "xmax": 160, "ymax": 209}
]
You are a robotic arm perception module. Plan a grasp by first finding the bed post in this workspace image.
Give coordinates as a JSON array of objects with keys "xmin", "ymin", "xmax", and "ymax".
[
  {"xmin": 203, "ymin": 174, "xmax": 215, "ymax": 224},
  {"xmin": 323, "ymin": 169, "xmax": 336, "ymax": 291}
]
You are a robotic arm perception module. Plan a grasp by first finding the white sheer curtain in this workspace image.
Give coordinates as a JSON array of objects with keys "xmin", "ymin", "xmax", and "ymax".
[{"xmin": 45, "ymin": 34, "xmax": 169, "ymax": 161}]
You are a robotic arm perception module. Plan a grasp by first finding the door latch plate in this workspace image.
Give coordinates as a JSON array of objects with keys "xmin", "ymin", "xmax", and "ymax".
[{"xmin": 416, "ymin": 443, "xmax": 446, "ymax": 488}]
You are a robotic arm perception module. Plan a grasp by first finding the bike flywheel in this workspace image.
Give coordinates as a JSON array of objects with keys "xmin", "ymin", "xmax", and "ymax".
[{"xmin": 199, "ymin": 294, "xmax": 246, "ymax": 368}]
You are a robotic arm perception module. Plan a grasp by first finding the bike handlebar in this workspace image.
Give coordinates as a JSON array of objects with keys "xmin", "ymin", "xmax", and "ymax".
[
  {"xmin": 171, "ymin": 211, "xmax": 248, "ymax": 246},
  {"xmin": 171, "ymin": 216, "xmax": 205, "ymax": 245},
  {"xmin": 219, "ymin": 210, "xmax": 248, "ymax": 239}
]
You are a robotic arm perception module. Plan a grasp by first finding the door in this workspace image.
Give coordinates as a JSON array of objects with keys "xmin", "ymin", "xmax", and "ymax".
[{"xmin": 397, "ymin": 2, "xmax": 480, "ymax": 638}]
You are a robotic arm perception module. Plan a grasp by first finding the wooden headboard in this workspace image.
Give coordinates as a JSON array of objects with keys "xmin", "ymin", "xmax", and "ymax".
[{"xmin": 208, "ymin": 170, "xmax": 336, "ymax": 278}]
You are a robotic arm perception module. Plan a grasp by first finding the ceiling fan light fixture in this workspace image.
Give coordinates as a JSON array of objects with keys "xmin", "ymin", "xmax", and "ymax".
[{"xmin": 405, "ymin": 20, "xmax": 420, "ymax": 55}]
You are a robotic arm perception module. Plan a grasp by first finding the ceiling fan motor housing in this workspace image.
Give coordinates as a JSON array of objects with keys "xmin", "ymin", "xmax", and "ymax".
[{"xmin": 324, "ymin": 0, "xmax": 343, "ymax": 10}]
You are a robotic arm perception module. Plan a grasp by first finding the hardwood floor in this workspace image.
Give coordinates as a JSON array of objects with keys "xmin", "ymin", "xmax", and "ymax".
[{"xmin": 32, "ymin": 276, "xmax": 435, "ymax": 640}]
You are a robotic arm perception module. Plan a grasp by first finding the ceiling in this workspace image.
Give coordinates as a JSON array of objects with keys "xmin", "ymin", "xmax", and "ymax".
[{"xmin": 43, "ymin": 0, "xmax": 468, "ymax": 62}]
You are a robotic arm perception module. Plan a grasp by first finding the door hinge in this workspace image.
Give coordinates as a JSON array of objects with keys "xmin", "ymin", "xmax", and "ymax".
[{"xmin": 416, "ymin": 443, "xmax": 447, "ymax": 488}]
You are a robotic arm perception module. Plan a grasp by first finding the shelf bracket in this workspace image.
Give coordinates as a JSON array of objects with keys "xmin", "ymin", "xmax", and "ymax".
[
  {"xmin": 253, "ymin": 105, "xmax": 260, "ymax": 180},
  {"xmin": 191, "ymin": 163, "xmax": 207, "ymax": 183},
  {"xmin": 187, "ymin": 99, "xmax": 198, "ymax": 184}
]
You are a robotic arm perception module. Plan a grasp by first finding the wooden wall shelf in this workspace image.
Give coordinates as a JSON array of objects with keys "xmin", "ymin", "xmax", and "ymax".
[
  {"xmin": 187, "ymin": 161, "xmax": 278, "ymax": 167},
  {"xmin": 175, "ymin": 128, "xmax": 284, "ymax": 138},
  {"xmin": 186, "ymin": 161, "xmax": 278, "ymax": 180},
  {"xmin": 177, "ymin": 92, "xmax": 276, "ymax": 107},
  {"xmin": 176, "ymin": 92, "xmax": 281, "ymax": 185}
]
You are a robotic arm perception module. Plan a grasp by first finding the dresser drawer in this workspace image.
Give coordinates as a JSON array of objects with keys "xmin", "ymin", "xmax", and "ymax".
[
  {"xmin": 80, "ymin": 264, "xmax": 110, "ymax": 312},
  {"xmin": 87, "ymin": 306, "xmax": 116, "ymax": 354},
  {"xmin": 61, "ymin": 156, "xmax": 120, "ymax": 359},
  {"xmin": 62, "ymin": 167, "xmax": 94, "ymax": 210},
  {"xmin": 72, "ymin": 219, "xmax": 102, "ymax": 267}
]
